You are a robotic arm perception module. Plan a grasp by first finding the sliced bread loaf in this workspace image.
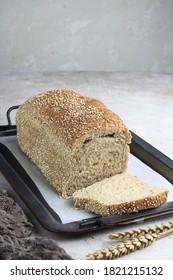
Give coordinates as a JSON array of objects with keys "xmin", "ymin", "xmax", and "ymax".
[
  {"xmin": 72, "ymin": 172, "xmax": 168, "ymax": 216},
  {"xmin": 16, "ymin": 89, "xmax": 131, "ymax": 198}
]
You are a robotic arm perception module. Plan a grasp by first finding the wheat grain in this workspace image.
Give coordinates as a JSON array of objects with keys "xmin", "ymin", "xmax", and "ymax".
[
  {"xmin": 87, "ymin": 233, "xmax": 158, "ymax": 260},
  {"xmin": 109, "ymin": 221, "xmax": 173, "ymax": 240},
  {"xmin": 86, "ymin": 221, "xmax": 173, "ymax": 260}
]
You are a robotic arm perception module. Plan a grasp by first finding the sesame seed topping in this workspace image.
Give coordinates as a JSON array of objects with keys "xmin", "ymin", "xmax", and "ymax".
[{"xmin": 21, "ymin": 89, "xmax": 130, "ymax": 147}]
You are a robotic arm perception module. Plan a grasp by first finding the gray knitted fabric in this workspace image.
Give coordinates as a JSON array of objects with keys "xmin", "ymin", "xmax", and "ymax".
[
  {"xmin": 0, "ymin": 190, "xmax": 33, "ymax": 238},
  {"xmin": 0, "ymin": 190, "xmax": 73, "ymax": 260}
]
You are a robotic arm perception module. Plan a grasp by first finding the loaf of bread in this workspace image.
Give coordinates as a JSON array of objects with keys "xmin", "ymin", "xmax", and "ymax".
[
  {"xmin": 16, "ymin": 89, "xmax": 131, "ymax": 198},
  {"xmin": 72, "ymin": 172, "xmax": 168, "ymax": 215}
]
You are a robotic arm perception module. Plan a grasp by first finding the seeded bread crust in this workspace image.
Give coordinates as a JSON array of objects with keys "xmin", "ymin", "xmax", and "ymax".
[
  {"xmin": 16, "ymin": 89, "xmax": 131, "ymax": 147},
  {"xmin": 16, "ymin": 89, "xmax": 131, "ymax": 198},
  {"xmin": 73, "ymin": 173, "xmax": 168, "ymax": 216}
]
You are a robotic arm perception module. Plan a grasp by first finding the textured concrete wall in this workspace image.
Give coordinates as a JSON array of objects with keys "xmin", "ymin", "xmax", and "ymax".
[{"xmin": 0, "ymin": 0, "xmax": 173, "ymax": 72}]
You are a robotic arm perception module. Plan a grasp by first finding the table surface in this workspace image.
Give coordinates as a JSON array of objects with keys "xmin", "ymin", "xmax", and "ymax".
[{"xmin": 0, "ymin": 71, "xmax": 173, "ymax": 260}]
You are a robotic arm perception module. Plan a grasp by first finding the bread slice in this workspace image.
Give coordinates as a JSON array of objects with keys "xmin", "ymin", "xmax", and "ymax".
[
  {"xmin": 72, "ymin": 172, "xmax": 168, "ymax": 216},
  {"xmin": 16, "ymin": 89, "xmax": 131, "ymax": 198}
]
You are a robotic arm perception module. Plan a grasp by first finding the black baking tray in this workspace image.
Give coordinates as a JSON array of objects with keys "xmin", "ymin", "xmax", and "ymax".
[{"xmin": 0, "ymin": 106, "xmax": 173, "ymax": 234}]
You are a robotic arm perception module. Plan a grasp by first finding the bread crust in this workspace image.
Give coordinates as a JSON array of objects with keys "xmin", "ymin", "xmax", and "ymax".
[{"xmin": 16, "ymin": 89, "xmax": 131, "ymax": 147}]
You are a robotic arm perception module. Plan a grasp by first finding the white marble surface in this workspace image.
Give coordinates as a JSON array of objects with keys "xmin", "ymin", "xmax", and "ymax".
[{"xmin": 0, "ymin": 71, "xmax": 173, "ymax": 260}]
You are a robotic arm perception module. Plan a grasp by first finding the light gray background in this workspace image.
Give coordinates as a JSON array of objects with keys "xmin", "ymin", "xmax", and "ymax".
[{"xmin": 0, "ymin": 0, "xmax": 173, "ymax": 72}]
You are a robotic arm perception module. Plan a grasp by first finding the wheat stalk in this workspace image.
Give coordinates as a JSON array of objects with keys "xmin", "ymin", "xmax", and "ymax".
[
  {"xmin": 86, "ymin": 221, "xmax": 173, "ymax": 260},
  {"xmin": 87, "ymin": 233, "xmax": 158, "ymax": 260},
  {"xmin": 109, "ymin": 221, "xmax": 173, "ymax": 240}
]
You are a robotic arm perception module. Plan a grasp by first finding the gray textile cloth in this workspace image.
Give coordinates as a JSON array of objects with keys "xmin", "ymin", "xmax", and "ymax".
[
  {"xmin": 0, "ymin": 190, "xmax": 73, "ymax": 259},
  {"xmin": 0, "ymin": 190, "xmax": 34, "ymax": 238}
]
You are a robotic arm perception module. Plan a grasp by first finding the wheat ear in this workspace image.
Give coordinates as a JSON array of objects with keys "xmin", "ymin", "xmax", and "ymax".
[
  {"xmin": 87, "ymin": 232, "xmax": 158, "ymax": 260},
  {"xmin": 86, "ymin": 221, "xmax": 173, "ymax": 260},
  {"xmin": 109, "ymin": 221, "xmax": 173, "ymax": 240}
]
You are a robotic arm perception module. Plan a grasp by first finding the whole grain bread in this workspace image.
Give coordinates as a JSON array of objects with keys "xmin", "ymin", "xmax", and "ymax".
[
  {"xmin": 16, "ymin": 89, "xmax": 131, "ymax": 198},
  {"xmin": 72, "ymin": 172, "xmax": 168, "ymax": 216}
]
